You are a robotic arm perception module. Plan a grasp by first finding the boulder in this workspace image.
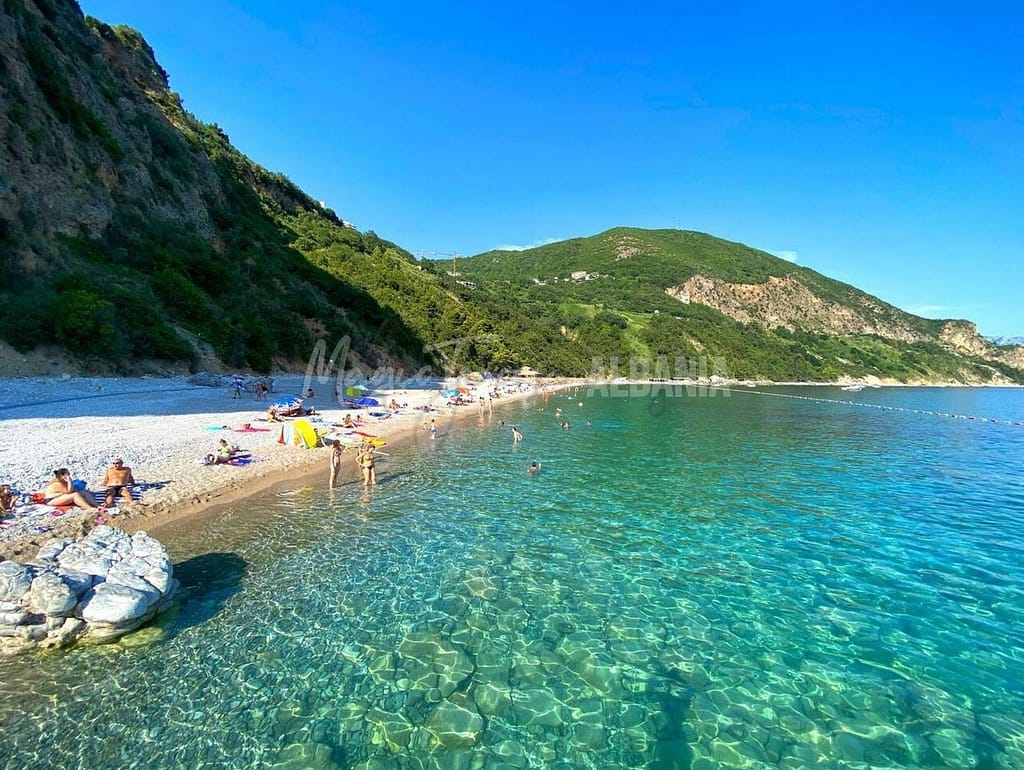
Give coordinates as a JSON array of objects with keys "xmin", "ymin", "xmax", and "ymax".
[
  {"xmin": 0, "ymin": 527, "xmax": 177, "ymax": 656},
  {"xmin": 79, "ymin": 582, "xmax": 155, "ymax": 624},
  {"xmin": 188, "ymin": 372, "xmax": 224, "ymax": 387},
  {"xmin": 0, "ymin": 561, "xmax": 33, "ymax": 602},
  {"xmin": 28, "ymin": 573, "xmax": 78, "ymax": 616}
]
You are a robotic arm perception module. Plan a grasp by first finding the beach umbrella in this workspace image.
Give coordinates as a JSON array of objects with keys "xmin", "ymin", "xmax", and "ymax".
[
  {"xmin": 441, "ymin": 388, "xmax": 459, "ymax": 398},
  {"xmin": 272, "ymin": 396, "xmax": 304, "ymax": 415},
  {"xmin": 346, "ymin": 384, "xmax": 370, "ymax": 397},
  {"xmin": 355, "ymin": 396, "xmax": 379, "ymax": 407}
]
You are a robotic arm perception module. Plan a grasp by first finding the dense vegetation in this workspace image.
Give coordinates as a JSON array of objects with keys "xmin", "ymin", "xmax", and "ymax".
[
  {"xmin": 456, "ymin": 229, "xmax": 1024, "ymax": 383},
  {"xmin": 0, "ymin": 8, "xmax": 589, "ymax": 375}
]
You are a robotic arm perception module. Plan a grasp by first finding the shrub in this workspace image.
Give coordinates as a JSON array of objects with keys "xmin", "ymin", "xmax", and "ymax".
[
  {"xmin": 0, "ymin": 290, "xmax": 55, "ymax": 351},
  {"xmin": 151, "ymin": 268, "xmax": 211, "ymax": 323},
  {"xmin": 53, "ymin": 289, "xmax": 116, "ymax": 355}
]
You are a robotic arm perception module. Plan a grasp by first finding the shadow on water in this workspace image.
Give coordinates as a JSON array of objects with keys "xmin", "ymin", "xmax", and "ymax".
[{"xmin": 150, "ymin": 552, "xmax": 247, "ymax": 641}]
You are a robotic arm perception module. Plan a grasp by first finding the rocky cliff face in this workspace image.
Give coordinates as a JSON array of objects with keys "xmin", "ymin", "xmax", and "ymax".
[
  {"xmin": 668, "ymin": 274, "xmax": 1020, "ymax": 372},
  {"xmin": 0, "ymin": 1, "xmax": 319, "ymax": 276},
  {"xmin": 940, "ymin": 321, "xmax": 1024, "ymax": 370},
  {"xmin": 0, "ymin": 0, "xmax": 412, "ymax": 376},
  {"xmin": 667, "ymin": 274, "xmax": 926, "ymax": 341}
]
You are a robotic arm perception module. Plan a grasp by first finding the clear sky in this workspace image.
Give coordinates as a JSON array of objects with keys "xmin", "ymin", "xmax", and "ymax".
[{"xmin": 79, "ymin": 1, "xmax": 1024, "ymax": 337}]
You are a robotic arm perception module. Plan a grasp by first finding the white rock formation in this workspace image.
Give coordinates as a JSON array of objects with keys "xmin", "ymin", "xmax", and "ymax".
[{"xmin": 0, "ymin": 526, "xmax": 178, "ymax": 656}]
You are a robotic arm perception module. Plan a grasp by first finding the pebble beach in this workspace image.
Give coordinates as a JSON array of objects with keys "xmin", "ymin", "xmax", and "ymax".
[{"xmin": 0, "ymin": 373, "xmax": 542, "ymax": 560}]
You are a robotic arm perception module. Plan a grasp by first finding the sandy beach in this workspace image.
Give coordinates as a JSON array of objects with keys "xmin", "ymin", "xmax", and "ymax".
[{"xmin": 0, "ymin": 373, "xmax": 548, "ymax": 560}]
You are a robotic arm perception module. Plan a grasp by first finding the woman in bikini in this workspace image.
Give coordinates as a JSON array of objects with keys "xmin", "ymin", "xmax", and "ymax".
[
  {"xmin": 43, "ymin": 468, "xmax": 99, "ymax": 512},
  {"xmin": 356, "ymin": 444, "xmax": 377, "ymax": 487}
]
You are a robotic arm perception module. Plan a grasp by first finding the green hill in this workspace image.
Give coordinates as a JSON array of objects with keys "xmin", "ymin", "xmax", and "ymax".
[{"xmin": 457, "ymin": 228, "xmax": 1024, "ymax": 383}]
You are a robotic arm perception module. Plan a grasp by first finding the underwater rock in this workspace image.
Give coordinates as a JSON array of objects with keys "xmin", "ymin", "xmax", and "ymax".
[
  {"xmin": 0, "ymin": 526, "xmax": 177, "ymax": 656},
  {"xmin": 270, "ymin": 741, "xmax": 340, "ymax": 770},
  {"xmin": 425, "ymin": 700, "xmax": 484, "ymax": 749}
]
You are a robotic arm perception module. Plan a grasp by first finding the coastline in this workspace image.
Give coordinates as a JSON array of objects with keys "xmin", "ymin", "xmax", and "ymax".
[
  {"xmin": 0, "ymin": 374, "xmax": 562, "ymax": 561},
  {"xmin": 3, "ymin": 372, "xmax": 1016, "ymax": 560}
]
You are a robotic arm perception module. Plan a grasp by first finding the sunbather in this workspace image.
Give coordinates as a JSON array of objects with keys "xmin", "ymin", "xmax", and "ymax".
[
  {"xmin": 0, "ymin": 483, "xmax": 16, "ymax": 514},
  {"xmin": 101, "ymin": 458, "xmax": 136, "ymax": 508},
  {"xmin": 206, "ymin": 439, "xmax": 241, "ymax": 465},
  {"xmin": 42, "ymin": 468, "xmax": 99, "ymax": 512}
]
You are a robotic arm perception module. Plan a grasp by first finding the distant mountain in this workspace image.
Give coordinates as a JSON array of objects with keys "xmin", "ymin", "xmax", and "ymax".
[
  {"xmin": 989, "ymin": 336, "xmax": 1024, "ymax": 347},
  {"xmin": 458, "ymin": 228, "xmax": 1024, "ymax": 384}
]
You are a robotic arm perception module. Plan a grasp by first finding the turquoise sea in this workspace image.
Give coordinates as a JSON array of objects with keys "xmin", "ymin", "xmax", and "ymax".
[{"xmin": 2, "ymin": 386, "xmax": 1023, "ymax": 769}]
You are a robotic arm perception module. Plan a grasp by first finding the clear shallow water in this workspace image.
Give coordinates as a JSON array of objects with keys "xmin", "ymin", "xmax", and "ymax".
[{"xmin": 2, "ymin": 387, "xmax": 1023, "ymax": 769}]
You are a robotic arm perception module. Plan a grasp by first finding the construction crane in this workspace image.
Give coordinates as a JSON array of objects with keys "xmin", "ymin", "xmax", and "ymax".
[{"xmin": 415, "ymin": 251, "xmax": 464, "ymax": 276}]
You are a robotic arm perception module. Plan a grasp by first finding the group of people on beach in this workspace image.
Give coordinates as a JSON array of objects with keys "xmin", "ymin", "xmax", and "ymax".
[
  {"xmin": 0, "ymin": 460, "xmax": 140, "ymax": 525},
  {"xmin": 329, "ymin": 439, "xmax": 379, "ymax": 488}
]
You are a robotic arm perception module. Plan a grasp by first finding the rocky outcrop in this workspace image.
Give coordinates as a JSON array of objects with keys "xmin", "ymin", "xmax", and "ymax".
[
  {"xmin": 940, "ymin": 321, "xmax": 995, "ymax": 357},
  {"xmin": 667, "ymin": 274, "xmax": 926, "ymax": 341},
  {"xmin": 940, "ymin": 321, "xmax": 1024, "ymax": 373},
  {"xmin": 0, "ymin": 526, "xmax": 177, "ymax": 656},
  {"xmin": 0, "ymin": 1, "xmax": 222, "ymax": 271}
]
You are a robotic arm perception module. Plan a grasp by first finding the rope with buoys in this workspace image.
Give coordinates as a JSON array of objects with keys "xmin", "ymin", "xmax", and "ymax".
[{"xmin": 714, "ymin": 387, "xmax": 1024, "ymax": 427}]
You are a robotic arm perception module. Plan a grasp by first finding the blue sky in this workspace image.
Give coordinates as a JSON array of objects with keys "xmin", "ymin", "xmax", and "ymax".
[{"xmin": 79, "ymin": 1, "xmax": 1024, "ymax": 337}]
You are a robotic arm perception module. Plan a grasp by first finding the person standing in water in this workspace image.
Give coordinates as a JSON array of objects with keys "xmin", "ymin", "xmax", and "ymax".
[
  {"xmin": 329, "ymin": 440, "xmax": 345, "ymax": 489},
  {"xmin": 356, "ymin": 443, "xmax": 378, "ymax": 487},
  {"xmin": 511, "ymin": 427, "xmax": 523, "ymax": 443}
]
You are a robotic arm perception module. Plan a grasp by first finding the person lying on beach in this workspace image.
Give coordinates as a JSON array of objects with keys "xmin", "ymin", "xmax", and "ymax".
[
  {"xmin": 42, "ymin": 468, "xmax": 99, "ymax": 512},
  {"xmin": 100, "ymin": 458, "xmax": 136, "ymax": 508}
]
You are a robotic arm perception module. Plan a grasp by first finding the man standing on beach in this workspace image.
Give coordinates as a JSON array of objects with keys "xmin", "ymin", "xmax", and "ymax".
[{"xmin": 101, "ymin": 458, "xmax": 136, "ymax": 508}]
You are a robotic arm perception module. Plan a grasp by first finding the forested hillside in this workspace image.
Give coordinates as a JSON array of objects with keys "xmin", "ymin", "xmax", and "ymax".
[
  {"xmin": 0, "ymin": 0, "xmax": 588, "ymax": 376},
  {"xmin": 458, "ymin": 228, "xmax": 1024, "ymax": 383}
]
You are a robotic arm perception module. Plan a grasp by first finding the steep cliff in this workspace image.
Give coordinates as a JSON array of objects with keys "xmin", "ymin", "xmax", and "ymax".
[{"xmin": 0, "ymin": 0, "xmax": 445, "ymax": 374}]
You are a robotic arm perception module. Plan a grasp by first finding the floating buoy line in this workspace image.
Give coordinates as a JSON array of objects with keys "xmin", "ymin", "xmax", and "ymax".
[{"xmin": 715, "ymin": 387, "xmax": 1024, "ymax": 428}]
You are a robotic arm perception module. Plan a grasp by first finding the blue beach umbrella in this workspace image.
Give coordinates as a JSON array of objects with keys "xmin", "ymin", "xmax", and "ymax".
[{"xmin": 355, "ymin": 396, "xmax": 379, "ymax": 407}]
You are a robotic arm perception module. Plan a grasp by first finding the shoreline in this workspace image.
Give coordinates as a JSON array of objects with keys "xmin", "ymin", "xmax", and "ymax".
[
  {"xmin": 2, "ymin": 372, "xmax": 1017, "ymax": 561},
  {"xmin": 0, "ymin": 375, "xmax": 565, "ymax": 560}
]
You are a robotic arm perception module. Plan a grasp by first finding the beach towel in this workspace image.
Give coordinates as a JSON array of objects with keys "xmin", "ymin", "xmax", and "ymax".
[{"xmin": 202, "ymin": 451, "xmax": 252, "ymax": 466}]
